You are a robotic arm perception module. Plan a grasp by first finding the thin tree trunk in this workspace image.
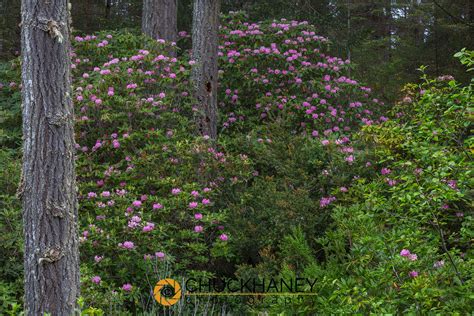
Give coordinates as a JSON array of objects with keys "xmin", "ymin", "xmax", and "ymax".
[
  {"xmin": 434, "ymin": 2, "xmax": 440, "ymax": 76},
  {"xmin": 346, "ymin": 0, "xmax": 351, "ymax": 76},
  {"xmin": 191, "ymin": 0, "xmax": 220, "ymax": 140},
  {"xmin": 142, "ymin": 0, "xmax": 178, "ymax": 46},
  {"xmin": 20, "ymin": 0, "xmax": 79, "ymax": 314},
  {"xmin": 105, "ymin": 0, "xmax": 113, "ymax": 19}
]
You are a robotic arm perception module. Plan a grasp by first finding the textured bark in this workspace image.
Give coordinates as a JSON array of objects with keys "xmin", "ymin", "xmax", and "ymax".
[
  {"xmin": 142, "ymin": 0, "xmax": 178, "ymax": 45},
  {"xmin": 191, "ymin": 0, "xmax": 220, "ymax": 139},
  {"xmin": 20, "ymin": 0, "xmax": 79, "ymax": 315}
]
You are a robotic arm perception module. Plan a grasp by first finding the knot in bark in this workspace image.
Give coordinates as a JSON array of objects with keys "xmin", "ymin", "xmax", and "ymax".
[
  {"xmin": 47, "ymin": 113, "xmax": 68, "ymax": 127},
  {"xmin": 39, "ymin": 246, "xmax": 64, "ymax": 265},
  {"xmin": 36, "ymin": 18, "xmax": 65, "ymax": 43}
]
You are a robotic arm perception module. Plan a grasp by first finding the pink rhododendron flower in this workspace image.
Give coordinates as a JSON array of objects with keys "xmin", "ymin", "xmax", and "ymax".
[
  {"xmin": 91, "ymin": 276, "xmax": 101, "ymax": 284},
  {"xmin": 121, "ymin": 241, "xmax": 134, "ymax": 249},
  {"xmin": 409, "ymin": 271, "xmax": 418, "ymax": 278},
  {"xmin": 400, "ymin": 249, "xmax": 410, "ymax": 257},
  {"xmin": 153, "ymin": 203, "xmax": 163, "ymax": 210},
  {"xmin": 143, "ymin": 223, "xmax": 155, "ymax": 232},
  {"xmin": 132, "ymin": 200, "xmax": 142, "ymax": 208},
  {"xmin": 320, "ymin": 196, "xmax": 336, "ymax": 208},
  {"xmin": 122, "ymin": 283, "xmax": 132, "ymax": 291},
  {"xmin": 345, "ymin": 155, "xmax": 354, "ymax": 164},
  {"xmin": 433, "ymin": 260, "xmax": 445, "ymax": 268},
  {"xmin": 219, "ymin": 234, "xmax": 229, "ymax": 241}
]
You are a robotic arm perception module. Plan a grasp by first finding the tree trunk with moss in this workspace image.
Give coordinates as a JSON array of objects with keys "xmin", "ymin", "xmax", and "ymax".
[
  {"xmin": 20, "ymin": 0, "xmax": 79, "ymax": 314},
  {"xmin": 142, "ymin": 0, "xmax": 178, "ymax": 46},
  {"xmin": 191, "ymin": 0, "xmax": 220, "ymax": 139}
]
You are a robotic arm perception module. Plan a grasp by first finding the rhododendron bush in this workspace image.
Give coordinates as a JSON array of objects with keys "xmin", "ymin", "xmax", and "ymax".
[{"xmin": 0, "ymin": 12, "xmax": 472, "ymax": 314}]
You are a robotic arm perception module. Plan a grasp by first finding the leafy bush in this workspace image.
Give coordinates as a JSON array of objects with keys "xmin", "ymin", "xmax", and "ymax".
[
  {"xmin": 0, "ymin": 61, "xmax": 23, "ymax": 315},
  {"xmin": 246, "ymin": 63, "xmax": 473, "ymax": 314}
]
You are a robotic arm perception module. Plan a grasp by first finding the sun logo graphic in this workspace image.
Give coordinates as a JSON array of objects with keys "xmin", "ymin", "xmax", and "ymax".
[{"xmin": 154, "ymin": 278, "xmax": 182, "ymax": 306}]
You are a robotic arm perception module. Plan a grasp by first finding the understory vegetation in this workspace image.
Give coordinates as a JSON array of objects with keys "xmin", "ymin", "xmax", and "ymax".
[{"xmin": 0, "ymin": 12, "xmax": 472, "ymax": 314}]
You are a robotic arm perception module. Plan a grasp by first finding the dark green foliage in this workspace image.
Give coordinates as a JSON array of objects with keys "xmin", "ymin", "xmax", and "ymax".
[
  {"xmin": 246, "ymin": 55, "xmax": 473, "ymax": 314},
  {"xmin": 0, "ymin": 61, "xmax": 22, "ymax": 314}
]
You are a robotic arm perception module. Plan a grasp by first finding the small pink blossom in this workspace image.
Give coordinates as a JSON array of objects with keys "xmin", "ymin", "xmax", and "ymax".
[
  {"xmin": 122, "ymin": 283, "xmax": 132, "ymax": 291},
  {"xmin": 121, "ymin": 241, "xmax": 134, "ymax": 249},
  {"xmin": 91, "ymin": 276, "xmax": 101, "ymax": 284},
  {"xmin": 433, "ymin": 260, "xmax": 445, "ymax": 268},
  {"xmin": 447, "ymin": 180, "xmax": 457, "ymax": 190},
  {"xmin": 219, "ymin": 234, "xmax": 228, "ymax": 241},
  {"xmin": 345, "ymin": 155, "xmax": 354, "ymax": 164},
  {"xmin": 320, "ymin": 196, "xmax": 336, "ymax": 208},
  {"xmin": 143, "ymin": 223, "xmax": 155, "ymax": 232},
  {"xmin": 409, "ymin": 271, "xmax": 418, "ymax": 278},
  {"xmin": 153, "ymin": 203, "xmax": 163, "ymax": 210},
  {"xmin": 400, "ymin": 249, "xmax": 410, "ymax": 257}
]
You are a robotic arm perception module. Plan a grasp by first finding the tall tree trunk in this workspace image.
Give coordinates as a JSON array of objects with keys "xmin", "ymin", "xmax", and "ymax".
[
  {"xmin": 142, "ymin": 0, "xmax": 178, "ymax": 46},
  {"xmin": 191, "ymin": 0, "xmax": 220, "ymax": 140},
  {"xmin": 20, "ymin": 0, "xmax": 79, "ymax": 315}
]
